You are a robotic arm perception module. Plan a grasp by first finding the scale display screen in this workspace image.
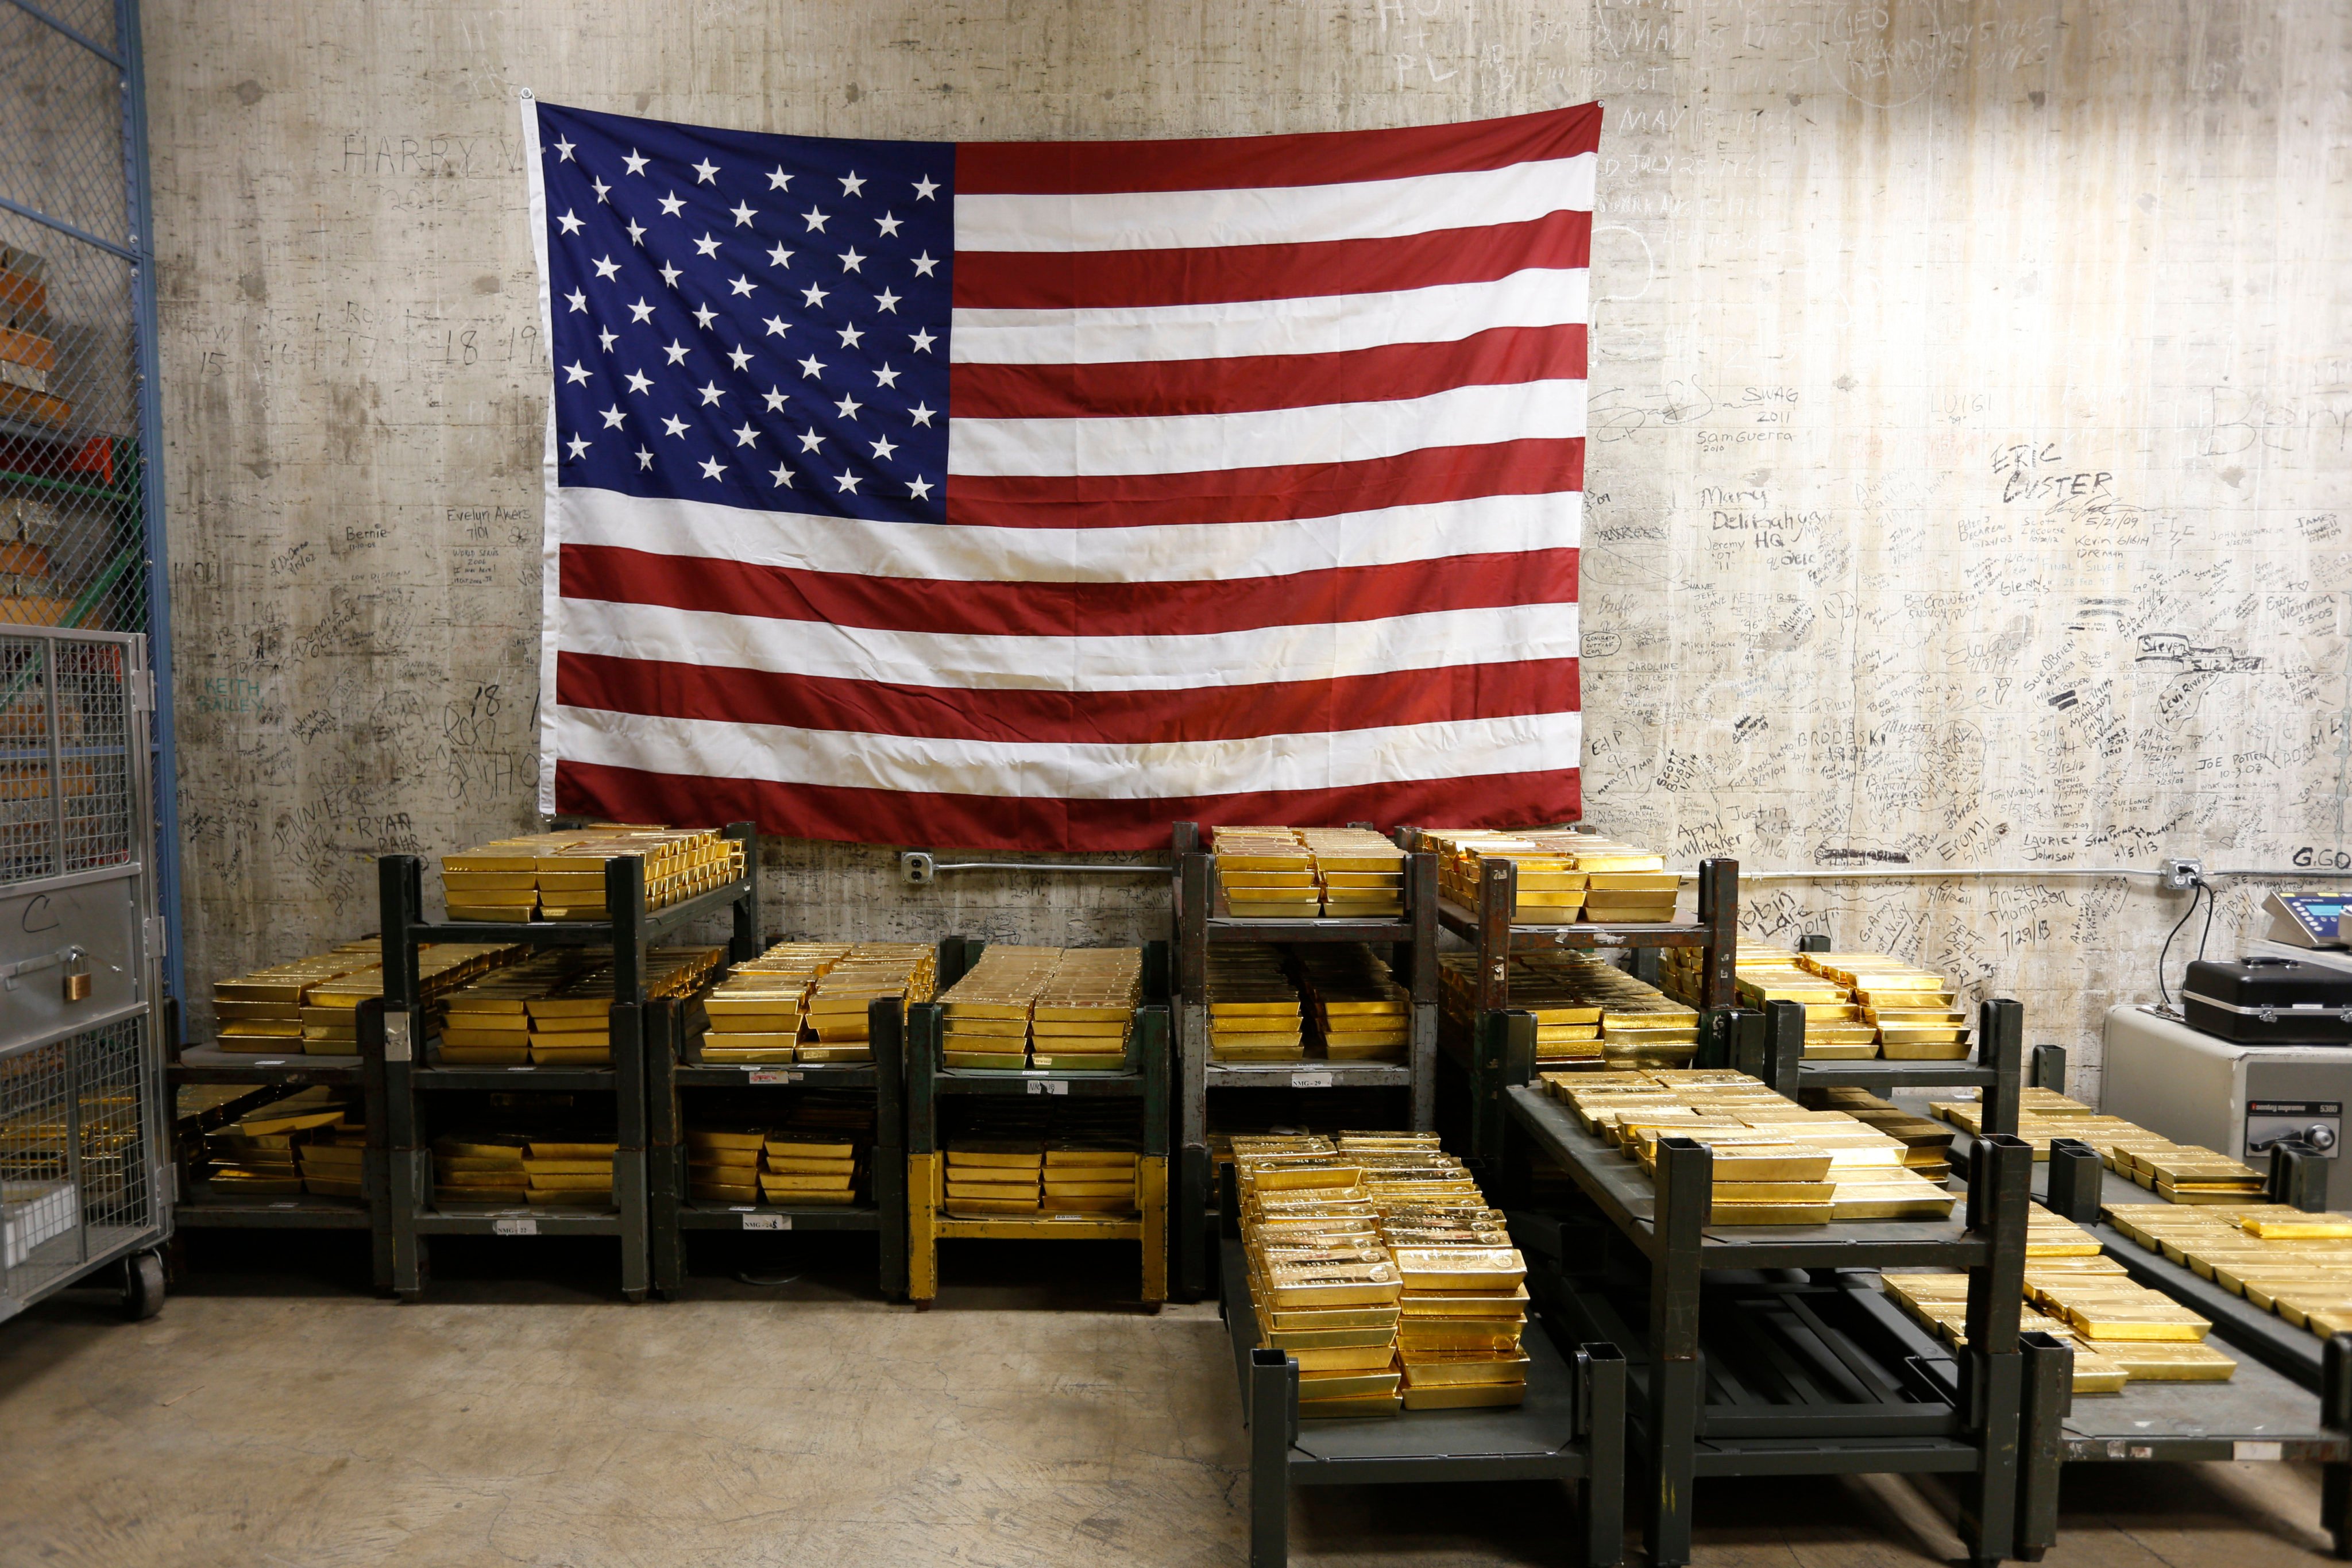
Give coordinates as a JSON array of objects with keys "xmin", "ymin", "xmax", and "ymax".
[{"xmin": 2268, "ymin": 893, "xmax": 2351, "ymax": 948}]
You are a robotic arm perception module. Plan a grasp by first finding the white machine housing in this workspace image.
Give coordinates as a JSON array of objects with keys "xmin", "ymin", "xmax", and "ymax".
[{"xmin": 2103, "ymin": 1001, "xmax": 2352, "ymax": 1161}]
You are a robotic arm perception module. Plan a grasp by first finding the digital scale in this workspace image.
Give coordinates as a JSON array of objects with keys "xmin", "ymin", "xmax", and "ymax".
[{"xmin": 2265, "ymin": 891, "xmax": 2352, "ymax": 949}]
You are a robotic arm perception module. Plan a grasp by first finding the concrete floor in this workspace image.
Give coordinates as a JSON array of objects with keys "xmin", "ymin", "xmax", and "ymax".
[{"xmin": 1, "ymin": 1234, "xmax": 2345, "ymax": 1568}]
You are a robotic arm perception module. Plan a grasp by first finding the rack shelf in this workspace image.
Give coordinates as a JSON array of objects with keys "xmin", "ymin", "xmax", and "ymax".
[
  {"xmin": 1218, "ymin": 1231, "xmax": 1625, "ymax": 1568},
  {"xmin": 374, "ymin": 825, "xmax": 762, "ymax": 1303},
  {"xmin": 1498, "ymin": 1017, "xmax": 2042, "ymax": 1568},
  {"xmin": 165, "ymin": 998, "xmax": 393, "ymax": 1287},
  {"xmin": 1415, "ymin": 843, "xmax": 1739, "ymax": 1165},
  {"xmin": 647, "ymin": 994, "xmax": 906, "ymax": 1297},
  {"xmin": 1988, "ymin": 1136, "xmax": 2352, "ymax": 1557},
  {"xmin": 904, "ymin": 949, "xmax": 1170, "ymax": 1307},
  {"xmin": 1172, "ymin": 822, "xmax": 1439, "ymax": 1303}
]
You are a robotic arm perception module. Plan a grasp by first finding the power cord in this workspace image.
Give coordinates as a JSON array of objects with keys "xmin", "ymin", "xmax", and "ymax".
[{"xmin": 2157, "ymin": 878, "xmax": 2211, "ymax": 1006}]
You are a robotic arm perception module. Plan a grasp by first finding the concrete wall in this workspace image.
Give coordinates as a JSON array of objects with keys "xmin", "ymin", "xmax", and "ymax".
[{"xmin": 144, "ymin": 1, "xmax": 2352, "ymax": 1095}]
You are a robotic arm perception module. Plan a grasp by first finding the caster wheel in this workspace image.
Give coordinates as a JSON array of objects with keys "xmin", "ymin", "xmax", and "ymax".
[{"xmin": 122, "ymin": 1250, "xmax": 164, "ymax": 1322}]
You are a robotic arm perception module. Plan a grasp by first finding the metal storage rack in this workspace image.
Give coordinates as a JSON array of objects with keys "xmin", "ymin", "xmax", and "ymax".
[
  {"xmin": 905, "ymin": 937, "xmax": 1170, "ymax": 1307},
  {"xmin": 1416, "ymin": 843, "xmax": 1739, "ymax": 1161},
  {"xmin": 0, "ymin": 625, "xmax": 168, "ymax": 1323},
  {"xmin": 1218, "ymin": 1189, "xmax": 1628, "ymax": 1568},
  {"xmin": 372, "ymin": 825, "xmax": 759, "ymax": 1303},
  {"xmin": 647, "ymin": 992, "xmax": 906, "ymax": 1299},
  {"xmin": 1988, "ymin": 1137, "xmax": 2352, "ymax": 1557},
  {"xmin": 1497, "ymin": 1014, "xmax": 2042, "ymax": 1568},
  {"xmin": 1171, "ymin": 821, "xmax": 1439, "ymax": 1301},
  {"xmin": 166, "ymin": 997, "xmax": 391, "ymax": 1289}
]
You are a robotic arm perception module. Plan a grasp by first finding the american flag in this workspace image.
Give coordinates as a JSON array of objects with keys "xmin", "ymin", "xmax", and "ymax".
[{"xmin": 526, "ymin": 97, "xmax": 1594, "ymax": 849}]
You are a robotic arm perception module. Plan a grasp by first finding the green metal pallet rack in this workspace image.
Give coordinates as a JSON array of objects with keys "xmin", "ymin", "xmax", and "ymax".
[
  {"xmin": 373, "ymin": 823, "xmax": 759, "ymax": 1302},
  {"xmin": 906, "ymin": 937, "xmax": 1171, "ymax": 1307},
  {"xmin": 647, "ymin": 991, "xmax": 907, "ymax": 1299}
]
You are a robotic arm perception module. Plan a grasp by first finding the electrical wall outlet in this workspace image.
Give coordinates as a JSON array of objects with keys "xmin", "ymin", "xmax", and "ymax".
[
  {"xmin": 899, "ymin": 851, "xmax": 936, "ymax": 885},
  {"xmin": 2160, "ymin": 858, "xmax": 2204, "ymax": 891}
]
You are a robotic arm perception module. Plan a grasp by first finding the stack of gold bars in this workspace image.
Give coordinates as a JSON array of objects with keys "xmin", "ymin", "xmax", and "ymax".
[
  {"xmin": 1296, "ymin": 946, "xmax": 1409, "ymax": 1062},
  {"xmin": 1207, "ymin": 943, "xmax": 1304, "ymax": 1061},
  {"xmin": 1720, "ymin": 947, "xmax": 1882, "ymax": 1059},
  {"xmin": 210, "ymin": 939, "xmax": 525, "ymax": 1055},
  {"xmin": 200, "ymin": 1087, "xmax": 356, "ymax": 1195},
  {"xmin": 1423, "ymin": 828, "xmax": 1678, "ymax": 923},
  {"xmin": 686, "ymin": 1094, "xmax": 874, "ymax": 1206},
  {"xmin": 941, "ymin": 1101, "xmax": 1142, "ymax": 1216},
  {"xmin": 1212, "ymin": 826, "xmax": 1319, "ymax": 917},
  {"xmin": 1928, "ymin": 1089, "xmax": 2268, "ymax": 1200},
  {"xmin": 1210, "ymin": 825, "xmax": 1407, "ymax": 918},
  {"xmin": 1800, "ymin": 951, "xmax": 1971, "ymax": 1060},
  {"xmin": 1884, "ymin": 1207, "xmax": 2237, "ymax": 1385},
  {"xmin": 940, "ymin": 944, "xmax": 1062, "ymax": 1069},
  {"xmin": 1237, "ymin": 1130, "xmax": 1530, "ymax": 1414},
  {"xmin": 1544, "ymin": 1068, "xmax": 1958, "ymax": 1222},
  {"xmin": 1300, "ymin": 827, "xmax": 1407, "ymax": 917},
  {"xmin": 803, "ymin": 943, "xmax": 936, "ymax": 1062},
  {"xmin": 432, "ymin": 1133, "xmax": 617, "ymax": 1207},
  {"xmin": 298, "ymin": 1125, "xmax": 366, "ymax": 1198},
  {"xmin": 1440, "ymin": 953, "xmax": 1699, "ymax": 1067},
  {"xmin": 1804, "ymin": 1086, "xmax": 1957, "ymax": 1180},
  {"xmin": 1426, "ymin": 828, "xmax": 1589, "ymax": 920},
  {"xmin": 439, "ymin": 826, "xmax": 745, "ymax": 921},
  {"xmin": 2106, "ymin": 1203, "xmax": 2352, "ymax": 1339},
  {"xmin": 434, "ymin": 946, "xmax": 721, "ymax": 1064},
  {"xmin": 1030, "ymin": 948, "xmax": 1142, "ymax": 1069},
  {"xmin": 945, "ymin": 1138, "xmax": 1044, "ymax": 1213}
]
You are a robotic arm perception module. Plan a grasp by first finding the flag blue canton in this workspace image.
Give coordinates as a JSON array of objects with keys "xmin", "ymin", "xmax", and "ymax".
[{"xmin": 536, "ymin": 103, "xmax": 954, "ymax": 525}]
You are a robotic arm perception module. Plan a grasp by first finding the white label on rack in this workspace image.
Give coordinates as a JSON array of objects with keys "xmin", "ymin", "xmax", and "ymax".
[
  {"xmin": 493, "ymin": 1218, "xmax": 538, "ymax": 1236},
  {"xmin": 743, "ymin": 1214, "xmax": 791, "ymax": 1231},
  {"xmin": 257, "ymin": 1059, "xmax": 285, "ymax": 1067},
  {"xmin": 2235, "ymin": 1440, "xmax": 2283, "ymax": 1462},
  {"xmin": 1026, "ymin": 1079, "xmax": 1069, "ymax": 1096},
  {"xmin": 747, "ymin": 1069, "xmax": 799, "ymax": 1084},
  {"xmin": 271, "ymin": 1202, "xmax": 297, "ymax": 1209},
  {"xmin": 509, "ymin": 1065, "xmax": 534, "ymax": 1072},
  {"xmin": 384, "ymin": 1011, "xmax": 411, "ymax": 1063},
  {"xmin": 1291, "ymin": 1071, "xmax": 1334, "ymax": 1088}
]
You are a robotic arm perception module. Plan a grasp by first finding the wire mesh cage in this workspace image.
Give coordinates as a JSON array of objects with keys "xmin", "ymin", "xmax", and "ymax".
[
  {"xmin": 0, "ymin": 624, "xmax": 163, "ymax": 1321},
  {"xmin": 0, "ymin": 0, "xmax": 180, "ymax": 1009},
  {"xmin": 0, "ymin": 1011, "xmax": 152, "ymax": 1310}
]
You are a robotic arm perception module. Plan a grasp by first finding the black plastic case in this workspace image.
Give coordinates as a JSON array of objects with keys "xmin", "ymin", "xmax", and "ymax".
[{"xmin": 2181, "ymin": 956, "xmax": 2352, "ymax": 1045}]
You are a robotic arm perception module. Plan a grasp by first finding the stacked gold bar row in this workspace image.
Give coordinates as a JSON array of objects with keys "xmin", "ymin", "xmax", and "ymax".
[
  {"xmin": 440, "ymin": 825, "xmax": 744, "ymax": 921},
  {"xmin": 1210, "ymin": 824, "xmax": 1405, "ymax": 919},
  {"xmin": 1421, "ymin": 828, "xmax": 1678, "ymax": 923},
  {"xmin": 1927, "ymin": 1088, "xmax": 2268, "ymax": 1200},
  {"xmin": 1884, "ymin": 1207, "xmax": 2237, "ymax": 1389},
  {"xmin": 1237, "ymin": 1130, "xmax": 1531, "ymax": 1415},
  {"xmin": 434, "ymin": 1134, "xmax": 618, "ymax": 1208},
  {"xmin": 1544, "ymin": 1069, "xmax": 1956, "ymax": 1223},
  {"xmin": 699, "ymin": 941, "xmax": 936, "ymax": 1064},
  {"xmin": 934, "ymin": 945, "xmax": 1141, "ymax": 1071},
  {"xmin": 2108, "ymin": 1203, "xmax": 2352, "ymax": 1339},
  {"xmin": 436, "ymin": 945, "xmax": 724, "ymax": 1065},
  {"xmin": 212, "ymin": 938, "xmax": 524, "ymax": 1053},
  {"xmin": 1440, "ymin": 952, "xmax": 1698, "ymax": 1067}
]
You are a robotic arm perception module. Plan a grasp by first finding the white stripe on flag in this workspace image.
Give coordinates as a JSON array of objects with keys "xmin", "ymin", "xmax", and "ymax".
[
  {"xmin": 561, "ymin": 598, "xmax": 1582, "ymax": 692},
  {"xmin": 555, "ymin": 705, "xmax": 1585, "ymax": 800},
  {"xmin": 950, "ymin": 269, "xmax": 1589, "ymax": 366},
  {"xmin": 953, "ymin": 153, "xmax": 1596, "ymax": 253},
  {"xmin": 947, "ymin": 377, "xmax": 1586, "ymax": 478},
  {"xmin": 560, "ymin": 485, "xmax": 1581, "ymax": 585}
]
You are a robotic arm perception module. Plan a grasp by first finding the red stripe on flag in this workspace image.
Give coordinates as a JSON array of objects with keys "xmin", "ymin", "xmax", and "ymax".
[
  {"xmin": 956, "ymin": 105, "xmax": 1602, "ymax": 195},
  {"xmin": 944, "ymin": 437, "xmax": 1582, "ymax": 530},
  {"xmin": 951, "ymin": 210, "xmax": 1590, "ymax": 310},
  {"xmin": 950, "ymin": 325, "xmax": 1586, "ymax": 420},
  {"xmin": 561, "ymin": 543, "xmax": 1577, "ymax": 637},
  {"xmin": 555, "ymin": 758, "xmax": 1583, "ymax": 852},
  {"xmin": 558, "ymin": 651, "xmax": 1579, "ymax": 746}
]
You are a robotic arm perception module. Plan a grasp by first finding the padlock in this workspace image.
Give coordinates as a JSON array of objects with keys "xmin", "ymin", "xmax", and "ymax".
[{"xmin": 61, "ymin": 949, "xmax": 91, "ymax": 1003}]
